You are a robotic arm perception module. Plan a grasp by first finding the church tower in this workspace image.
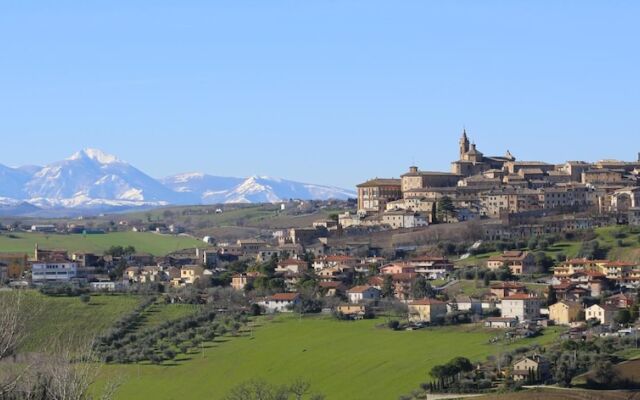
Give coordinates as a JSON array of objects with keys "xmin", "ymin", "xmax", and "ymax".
[{"xmin": 459, "ymin": 129, "xmax": 470, "ymax": 159}]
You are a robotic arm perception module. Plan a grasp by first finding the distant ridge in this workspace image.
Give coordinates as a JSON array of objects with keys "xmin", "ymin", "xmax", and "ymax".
[{"xmin": 0, "ymin": 149, "xmax": 355, "ymax": 214}]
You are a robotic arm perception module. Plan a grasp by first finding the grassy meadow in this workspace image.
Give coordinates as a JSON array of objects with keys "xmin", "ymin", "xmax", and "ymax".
[
  {"xmin": 19, "ymin": 291, "xmax": 143, "ymax": 352},
  {"xmin": 98, "ymin": 315, "xmax": 564, "ymax": 400},
  {"xmin": 0, "ymin": 231, "xmax": 205, "ymax": 256},
  {"xmin": 457, "ymin": 226, "xmax": 640, "ymax": 267}
]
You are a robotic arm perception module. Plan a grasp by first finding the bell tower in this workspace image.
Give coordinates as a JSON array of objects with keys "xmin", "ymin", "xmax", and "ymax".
[{"xmin": 459, "ymin": 129, "xmax": 470, "ymax": 159}]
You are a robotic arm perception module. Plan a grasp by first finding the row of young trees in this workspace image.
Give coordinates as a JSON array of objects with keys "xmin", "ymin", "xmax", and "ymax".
[
  {"xmin": 92, "ymin": 296, "xmax": 157, "ymax": 351},
  {"xmin": 429, "ymin": 357, "xmax": 474, "ymax": 388},
  {"xmin": 94, "ymin": 303, "xmax": 246, "ymax": 364}
]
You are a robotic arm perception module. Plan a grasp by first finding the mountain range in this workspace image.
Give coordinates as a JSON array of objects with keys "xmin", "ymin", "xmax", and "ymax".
[{"xmin": 0, "ymin": 149, "xmax": 355, "ymax": 216}]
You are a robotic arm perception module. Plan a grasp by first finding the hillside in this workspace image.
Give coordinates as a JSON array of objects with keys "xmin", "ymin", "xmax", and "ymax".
[
  {"xmin": 99, "ymin": 315, "xmax": 563, "ymax": 400},
  {"xmin": 0, "ymin": 231, "xmax": 206, "ymax": 256},
  {"xmin": 457, "ymin": 226, "xmax": 640, "ymax": 267}
]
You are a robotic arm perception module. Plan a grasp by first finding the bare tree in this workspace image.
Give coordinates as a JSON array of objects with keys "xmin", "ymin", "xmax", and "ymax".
[
  {"xmin": 0, "ymin": 290, "xmax": 25, "ymax": 361},
  {"xmin": 289, "ymin": 378, "xmax": 310, "ymax": 400},
  {"xmin": 0, "ymin": 290, "xmax": 28, "ymax": 396},
  {"xmin": 0, "ymin": 291, "xmax": 120, "ymax": 400}
]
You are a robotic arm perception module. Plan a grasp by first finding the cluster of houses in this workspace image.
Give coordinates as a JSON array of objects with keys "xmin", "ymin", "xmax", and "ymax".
[
  {"xmin": 349, "ymin": 130, "xmax": 640, "ymax": 229},
  {"xmin": 243, "ymin": 248, "xmax": 640, "ymax": 342},
  {"xmin": 0, "ymin": 244, "xmax": 218, "ymax": 290}
]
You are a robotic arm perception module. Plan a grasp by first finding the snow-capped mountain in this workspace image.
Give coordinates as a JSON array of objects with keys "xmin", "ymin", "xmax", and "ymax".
[
  {"xmin": 161, "ymin": 173, "xmax": 244, "ymax": 197},
  {"xmin": 163, "ymin": 174, "xmax": 355, "ymax": 204},
  {"xmin": 23, "ymin": 149, "xmax": 182, "ymax": 208},
  {"xmin": 0, "ymin": 163, "xmax": 31, "ymax": 199},
  {"xmin": 0, "ymin": 149, "xmax": 355, "ymax": 214}
]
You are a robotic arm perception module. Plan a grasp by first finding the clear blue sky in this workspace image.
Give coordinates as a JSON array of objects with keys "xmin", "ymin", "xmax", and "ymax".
[{"xmin": 1, "ymin": 1, "xmax": 638, "ymax": 188}]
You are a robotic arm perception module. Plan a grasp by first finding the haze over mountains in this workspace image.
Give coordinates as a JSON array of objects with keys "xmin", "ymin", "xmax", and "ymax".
[{"xmin": 0, "ymin": 149, "xmax": 355, "ymax": 216}]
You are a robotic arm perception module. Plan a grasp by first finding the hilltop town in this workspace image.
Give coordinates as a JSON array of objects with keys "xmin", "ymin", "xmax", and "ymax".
[
  {"xmin": 3, "ymin": 131, "xmax": 640, "ymax": 398},
  {"xmin": 349, "ymin": 130, "xmax": 640, "ymax": 230}
]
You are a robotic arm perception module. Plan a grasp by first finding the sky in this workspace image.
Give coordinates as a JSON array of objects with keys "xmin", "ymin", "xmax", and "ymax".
[{"xmin": 0, "ymin": 1, "xmax": 639, "ymax": 189}]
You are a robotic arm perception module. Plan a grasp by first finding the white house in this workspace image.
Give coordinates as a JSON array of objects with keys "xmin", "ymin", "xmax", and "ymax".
[
  {"xmin": 31, "ymin": 262, "xmax": 78, "ymax": 283},
  {"xmin": 259, "ymin": 293, "xmax": 301, "ymax": 313},
  {"xmin": 381, "ymin": 211, "xmax": 428, "ymax": 229},
  {"xmin": 347, "ymin": 285, "xmax": 381, "ymax": 304},
  {"xmin": 455, "ymin": 296, "xmax": 483, "ymax": 314},
  {"xmin": 275, "ymin": 259, "xmax": 308, "ymax": 274},
  {"xmin": 501, "ymin": 294, "xmax": 541, "ymax": 321},
  {"xmin": 585, "ymin": 303, "xmax": 617, "ymax": 325},
  {"xmin": 90, "ymin": 281, "xmax": 123, "ymax": 292},
  {"xmin": 484, "ymin": 317, "xmax": 518, "ymax": 328}
]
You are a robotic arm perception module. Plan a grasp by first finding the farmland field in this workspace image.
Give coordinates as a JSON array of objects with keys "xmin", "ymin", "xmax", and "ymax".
[
  {"xmin": 19, "ymin": 291, "xmax": 143, "ymax": 352},
  {"xmin": 0, "ymin": 231, "xmax": 205, "ymax": 256},
  {"xmin": 456, "ymin": 226, "xmax": 640, "ymax": 267},
  {"xmin": 99, "ymin": 315, "xmax": 564, "ymax": 400}
]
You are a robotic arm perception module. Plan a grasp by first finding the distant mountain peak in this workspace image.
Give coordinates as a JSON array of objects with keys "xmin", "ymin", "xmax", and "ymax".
[
  {"xmin": 171, "ymin": 172, "xmax": 206, "ymax": 182},
  {"xmin": 68, "ymin": 148, "xmax": 122, "ymax": 165},
  {"xmin": 0, "ymin": 151, "xmax": 355, "ymax": 215}
]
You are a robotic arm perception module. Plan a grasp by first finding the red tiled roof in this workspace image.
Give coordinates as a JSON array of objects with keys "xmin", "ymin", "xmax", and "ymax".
[
  {"xmin": 604, "ymin": 261, "xmax": 637, "ymax": 267},
  {"xmin": 490, "ymin": 282, "xmax": 525, "ymax": 290},
  {"xmin": 368, "ymin": 276, "xmax": 384, "ymax": 285},
  {"xmin": 391, "ymin": 273, "xmax": 416, "ymax": 281},
  {"xmin": 270, "ymin": 293, "xmax": 300, "ymax": 301},
  {"xmin": 319, "ymin": 281, "xmax": 343, "ymax": 289},
  {"xmin": 410, "ymin": 298, "xmax": 445, "ymax": 306},
  {"xmin": 348, "ymin": 285, "xmax": 376, "ymax": 294}
]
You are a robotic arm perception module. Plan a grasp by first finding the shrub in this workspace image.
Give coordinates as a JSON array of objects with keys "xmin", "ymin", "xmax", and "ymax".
[{"xmin": 388, "ymin": 320, "xmax": 400, "ymax": 331}]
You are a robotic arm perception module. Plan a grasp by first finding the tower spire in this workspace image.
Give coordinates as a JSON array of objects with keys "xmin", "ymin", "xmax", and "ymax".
[{"xmin": 459, "ymin": 127, "xmax": 470, "ymax": 158}]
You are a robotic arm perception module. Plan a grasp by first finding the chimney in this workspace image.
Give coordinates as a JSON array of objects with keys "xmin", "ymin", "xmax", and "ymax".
[{"xmin": 409, "ymin": 166, "xmax": 418, "ymax": 173}]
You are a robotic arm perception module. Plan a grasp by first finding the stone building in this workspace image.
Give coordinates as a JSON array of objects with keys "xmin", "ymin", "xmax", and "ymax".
[
  {"xmin": 356, "ymin": 178, "xmax": 402, "ymax": 214},
  {"xmin": 451, "ymin": 129, "xmax": 515, "ymax": 177}
]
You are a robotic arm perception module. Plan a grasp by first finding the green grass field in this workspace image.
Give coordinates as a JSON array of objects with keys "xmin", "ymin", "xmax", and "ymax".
[
  {"xmin": 0, "ymin": 231, "xmax": 205, "ymax": 256},
  {"xmin": 138, "ymin": 302, "xmax": 201, "ymax": 330},
  {"xmin": 17, "ymin": 292, "xmax": 201, "ymax": 354},
  {"xmin": 99, "ymin": 315, "xmax": 563, "ymax": 400},
  {"xmin": 457, "ymin": 226, "xmax": 640, "ymax": 267},
  {"xmin": 19, "ymin": 291, "xmax": 143, "ymax": 352},
  {"xmin": 445, "ymin": 280, "xmax": 549, "ymax": 297}
]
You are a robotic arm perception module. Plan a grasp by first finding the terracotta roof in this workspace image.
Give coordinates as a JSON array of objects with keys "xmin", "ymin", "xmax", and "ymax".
[
  {"xmin": 348, "ymin": 285, "xmax": 377, "ymax": 294},
  {"xmin": 391, "ymin": 273, "xmax": 416, "ymax": 281},
  {"xmin": 357, "ymin": 178, "xmax": 401, "ymax": 187},
  {"xmin": 269, "ymin": 293, "xmax": 300, "ymax": 301},
  {"xmin": 319, "ymin": 281, "xmax": 343, "ymax": 289},
  {"xmin": 550, "ymin": 300, "xmax": 581, "ymax": 308},
  {"xmin": 490, "ymin": 282, "xmax": 525, "ymax": 290},
  {"xmin": 368, "ymin": 276, "xmax": 384, "ymax": 286},
  {"xmin": 604, "ymin": 261, "xmax": 637, "ymax": 267}
]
